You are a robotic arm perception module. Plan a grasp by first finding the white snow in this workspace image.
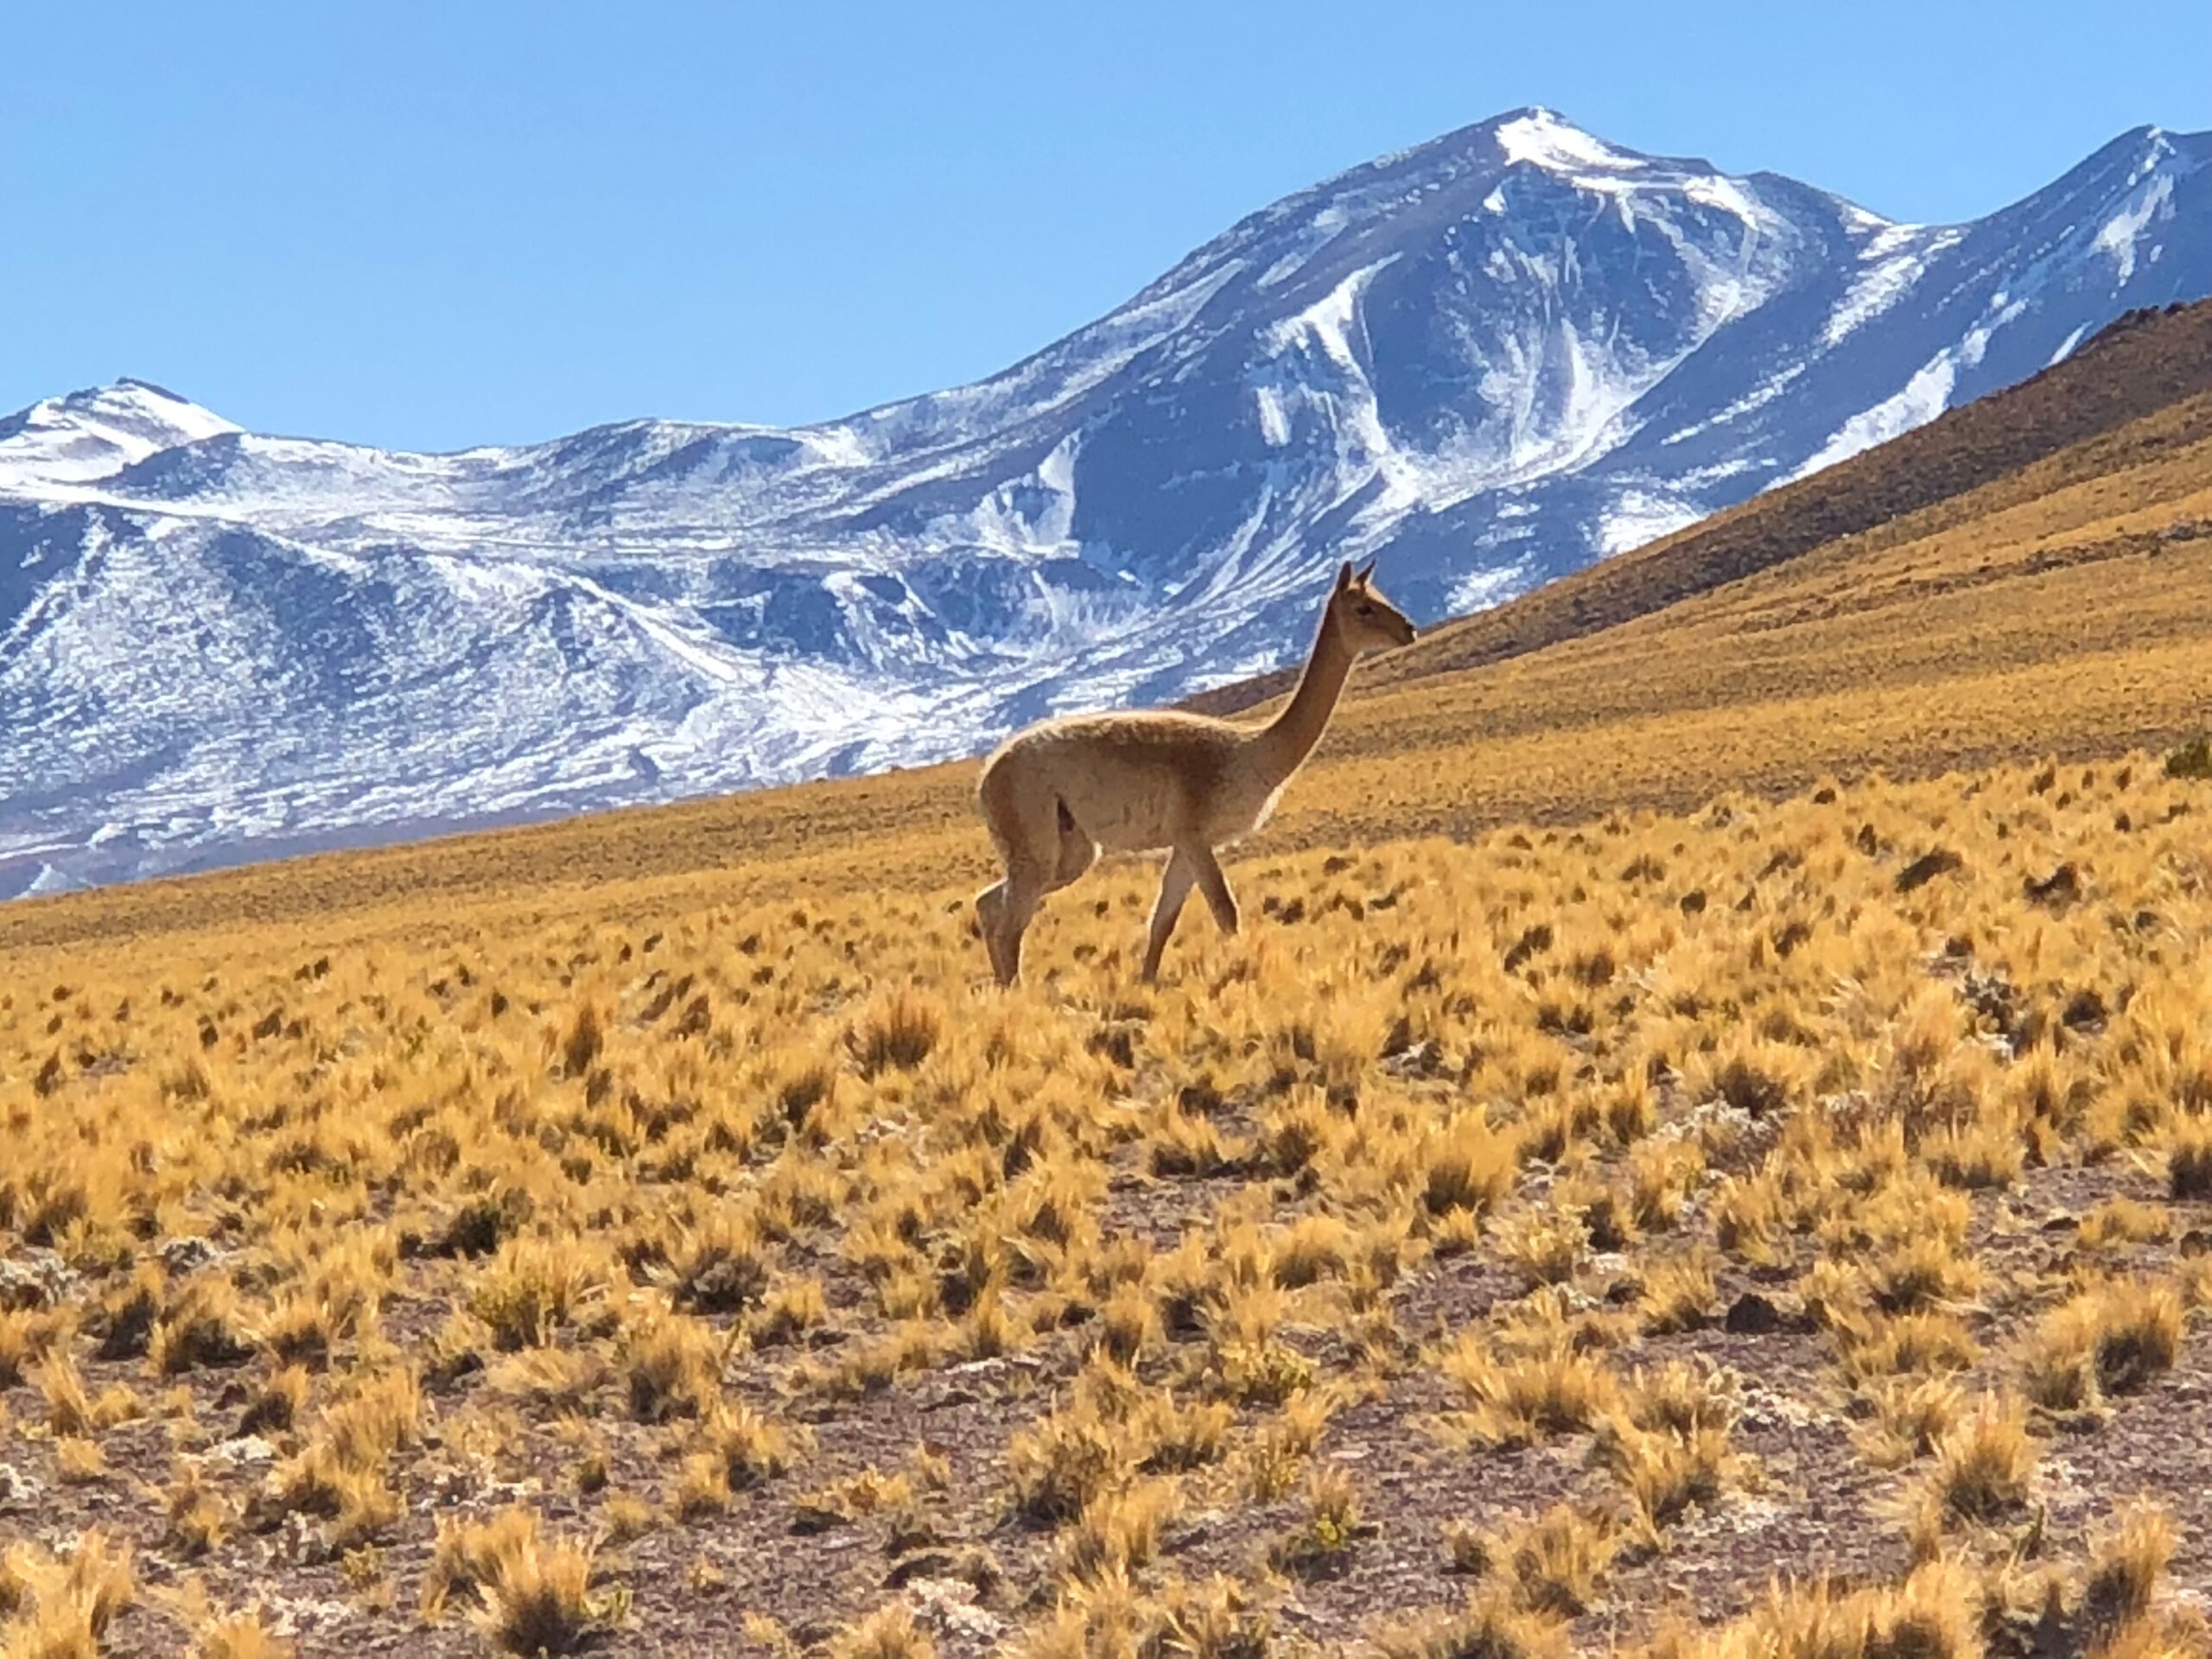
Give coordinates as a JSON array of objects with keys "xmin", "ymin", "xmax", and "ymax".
[
  {"xmin": 1494, "ymin": 109, "xmax": 1647, "ymax": 177},
  {"xmin": 1659, "ymin": 362, "xmax": 1808, "ymax": 447},
  {"xmin": 1821, "ymin": 227, "xmax": 1955, "ymax": 349},
  {"xmin": 1680, "ymin": 173, "xmax": 1762, "ymax": 222},
  {"xmin": 1254, "ymin": 384, "xmax": 1292, "ymax": 447},
  {"xmin": 1599, "ymin": 489, "xmax": 1703, "ymax": 555},
  {"xmin": 1788, "ymin": 353, "xmax": 1958, "ymax": 480},
  {"xmin": 2094, "ymin": 173, "xmax": 2173, "ymax": 283},
  {"xmin": 0, "ymin": 381, "xmax": 240, "ymax": 493},
  {"xmin": 1447, "ymin": 556, "xmax": 1536, "ymax": 614},
  {"xmin": 1255, "ymin": 205, "xmax": 1351, "ymax": 290}
]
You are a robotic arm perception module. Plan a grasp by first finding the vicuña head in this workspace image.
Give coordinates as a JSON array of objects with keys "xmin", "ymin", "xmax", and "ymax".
[{"xmin": 973, "ymin": 558, "xmax": 1416, "ymax": 986}]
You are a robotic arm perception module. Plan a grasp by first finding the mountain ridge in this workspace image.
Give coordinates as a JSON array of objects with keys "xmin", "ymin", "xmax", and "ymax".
[
  {"xmin": 6, "ymin": 290, "xmax": 2212, "ymax": 956},
  {"xmin": 5, "ymin": 110, "xmax": 2210, "ymax": 896},
  {"xmin": 1185, "ymin": 295, "xmax": 2212, "ymax": 716}
]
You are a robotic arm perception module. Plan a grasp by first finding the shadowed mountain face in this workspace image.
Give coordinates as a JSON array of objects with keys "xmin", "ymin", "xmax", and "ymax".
[{"xmin": 5, "ymin": 109, "xmax": 2210, "ymax": 897}]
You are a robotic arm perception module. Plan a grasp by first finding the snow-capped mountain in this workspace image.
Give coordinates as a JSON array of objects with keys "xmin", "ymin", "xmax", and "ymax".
[{"xmin": 6, "ymin": 109, "xmax": 2210, "ymax": 896}]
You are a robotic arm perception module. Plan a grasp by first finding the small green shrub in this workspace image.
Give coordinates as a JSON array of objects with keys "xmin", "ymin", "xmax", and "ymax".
[{"xmin": 2164, "ymin": 735, "xmax": 2212, "ymax": 780}]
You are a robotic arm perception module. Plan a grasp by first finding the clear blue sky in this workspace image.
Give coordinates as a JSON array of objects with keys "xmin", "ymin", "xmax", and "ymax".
[{"xmin": 4, "ymin": 1, "xmax": 2207, "ymax": 453}]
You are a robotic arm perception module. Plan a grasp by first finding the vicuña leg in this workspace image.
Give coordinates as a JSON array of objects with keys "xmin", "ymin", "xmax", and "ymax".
[
  {"xmin": 992, "ymin": 862, "xmax": 1049, "ymax": 987},
  {"xmin": 975, "ymin": 882, "xmax": 1011, "ymax": 984},
  {"xmin": 982, "ymin": 815, "xmax": 1091, "ymax": 985},
  {"xmin": 976, "ymin": 777, "xmax": 1064, "ymax": 988},
  {"xmin": 1141, "ymin": 849, "xmax": 1197, "ymax": 982},
  {"xmin": 1185, "ymin": 842, "xmax": 1240, "ymax": 935}
]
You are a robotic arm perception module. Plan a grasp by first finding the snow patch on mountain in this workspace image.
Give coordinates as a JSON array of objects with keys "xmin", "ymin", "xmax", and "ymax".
[
  {"xmin": 1494, "ymin": 108, "xmax": 1648, "ymax": 177},
  {"xmin": 2098, "ymin": 171, "xmax": 2174, "ymax": 283}
]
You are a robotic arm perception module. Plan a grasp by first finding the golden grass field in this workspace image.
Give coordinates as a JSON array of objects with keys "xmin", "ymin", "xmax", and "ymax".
[
  {"xmin": 9, "ymin": 754, "xmax": 2212, "ymax": 1658},
  {"xmin": 3, "ymin": 304, "xmax": 2212, "ymax": 1656}
]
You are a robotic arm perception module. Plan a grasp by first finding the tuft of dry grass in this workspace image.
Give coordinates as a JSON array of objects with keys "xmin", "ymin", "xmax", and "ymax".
[
  {"xmin": 2083, "ymin": 1500, "xmax": 2178, "ymax": 1635},
  {"xmin": 849, "ymin": 988, "xmax": 944, "ymax": 1077},
  {"xmin": 2168, "ymin": 1116, "xmax": 2212, "ymax": 1200},
  {"xmin": 188, "ymin": 1599, "xmax": 295, "ymax": 1659},
  {"xmin": 1007, "ymin": 1411, "xmax": 1125, "ymax": 1529},
  {"xmin": 2023, "ymin": 1279, "xmax": 2184, "ymax": 1410},
  {"xmin": 0, "ymin": 1530, "xmax": 135, "ymax": 1658},
  {"xmin": 829, "ymin": 1601, "xmax": 937, "ymax": 1659},
  {"xmin": 620, "ymin": 1305, "xmax": 722, "ymax": 1422},
  {"xmin": 1496, "ymin": 1503, "xmax": 1618, "ymax": 1618},
  {"xmin": 422, "ymin": 1508, "xmax": 618, "ymax": 1653},
  {"xmin": 1421, "ymin": 1114, "xmax": 1519, "ymax": 1219},
  {"xmin": 1441, "ymin": 1336, "xmax": 1619, "ymax": 1448},
  {"xmin": 1707, "ymin": 1559, "xmax": 1984, "ymax": 1659},
  {"xmin": 1855, "ymin": 1375, "xmax": 1965, "ymax": 1469},
  {"xmin": 1373, "ymin": 1587, "xmax": 1568, "ymax": 1659},
  {"xmin": 469, "ymin": 1236, "xmax": 606, "ymax": 1351},
  {"xmin": 1922, "ymin": 1392, "xmax": 2038, "ymax": 1529},
  {"xmin": 1267, "ymin": 1465, "xmax": 1367, "ymax": 1581}
]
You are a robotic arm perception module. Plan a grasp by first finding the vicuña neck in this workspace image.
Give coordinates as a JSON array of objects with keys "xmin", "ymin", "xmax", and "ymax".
[{"xmin": 1255, "ymin": 602, "xmax": 1354, "ymax": 783}]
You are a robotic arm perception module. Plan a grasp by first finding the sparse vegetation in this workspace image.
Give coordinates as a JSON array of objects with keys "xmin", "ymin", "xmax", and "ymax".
[
  {"xmin": 9, "ymin": 334, "xmax": 2212, "ymax": 1648},
  {"xmin": 8, "ymin": 747, "xmax": 2212, "ymax": 1647},
  {"xmin": 2164, "ymin": 734, "xmax": 2212, "ymax": 780}
]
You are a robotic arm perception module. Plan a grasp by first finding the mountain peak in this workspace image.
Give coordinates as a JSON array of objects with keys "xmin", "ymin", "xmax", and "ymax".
[
  {"xmin": 0, "ymin": 378, "xmax": 238, "ymax": 492},
  {"xmin": 2068, "ymin": 119, "xmax": 2212, "ymax": 183},
  {"xmin": 1487, "ymin": 106, "xmax": 1647, "ymax": 175},
  {"xmin": 106, "ymin": 375, "xmax": 203, "ymax": 405},
  {"xmin": 53, "ymin": 377, "xmax": 230, "ymax": 425}
]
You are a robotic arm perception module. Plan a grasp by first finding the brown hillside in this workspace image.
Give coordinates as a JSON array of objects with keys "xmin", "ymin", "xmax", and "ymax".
[{"xmin": 1185, "ymin": 296, "xmax": 2212, "ymax": 716}]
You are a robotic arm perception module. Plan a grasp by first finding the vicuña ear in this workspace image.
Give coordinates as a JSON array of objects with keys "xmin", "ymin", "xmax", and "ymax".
[
  {"xmin": 1356, "ymin": 558, "xmax": 1378, "ymax": 583},
  {"xmin": 1335, "ymin": 561, "xmax": 1354, "ymax": 591}
]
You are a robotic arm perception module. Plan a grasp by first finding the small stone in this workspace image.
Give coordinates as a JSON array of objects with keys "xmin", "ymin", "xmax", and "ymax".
[
  {"xmin": 159, "ymin": 1236, "xmax": 222, "ymax": 1275},
  {"xmin": 260, "ymin": 1595, "xmax": 356, "ymax": 1637},
  {"xmin": 907, "ymin": 1577, "xmax": 1006, "ymax": 1644},
  {"xmin": 1725, "ymin": 1292, "xmax": 1782, "ymax": 1335},
  {"xmin": 0, "ymin": 1249, "xmax": 74, "ymax": 1310},
  {"xmin": 275, "ymin": 1511, "xmax": 335, "ymax": 1566},
  {"xmin": 886, "ymin": 1549, "xmax": 963, "ymax": 1586},
  {"xmin": 1164, "ymin": 1508, "xmax": 1226, "ymax": 1551},
  {"xmin": 2024, "ymin": 863, "xmax": 2083, "ymax": 907},
  {"xmin": 1895, "ymin": 848, "xmax": 1964, "ymax": 893},
  {"xmin": 207, "ymin": 1434, "xmax": 279, "ymax": 1469},
  {"xmin": 0, "ymin": 1463, "xmax": 45, "ymax": 1510}
]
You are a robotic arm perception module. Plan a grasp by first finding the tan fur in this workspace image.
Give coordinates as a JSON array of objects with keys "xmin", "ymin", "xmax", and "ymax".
[{"xmin": 974, "ymin": 561, "xmax": 1417, "ymax": 985}]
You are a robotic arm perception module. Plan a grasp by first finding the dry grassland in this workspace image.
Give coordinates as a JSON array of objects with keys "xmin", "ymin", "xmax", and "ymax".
[
  {"xmin": 6, "ymin": 303, "xmax": 2212, "ymax": 1658},
  {"xmin": 8, "ymin": 746, "xmax": 2212, "ymax": 1655}
]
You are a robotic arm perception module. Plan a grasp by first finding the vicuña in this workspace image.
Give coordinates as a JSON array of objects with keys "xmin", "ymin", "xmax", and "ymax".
[{"xmin": 974, "ymin": 560, "xmax": 1418, "ymax": 985}]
